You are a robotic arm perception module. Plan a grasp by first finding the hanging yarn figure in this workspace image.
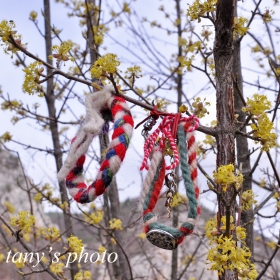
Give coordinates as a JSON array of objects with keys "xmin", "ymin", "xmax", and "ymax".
[
  {"xmin": 58, "ymin": 86, "xmax": 134, "ymax": 203},
  {"xmin": 138, "ymin": 111, "xmax": 200, "ymax": 250}
]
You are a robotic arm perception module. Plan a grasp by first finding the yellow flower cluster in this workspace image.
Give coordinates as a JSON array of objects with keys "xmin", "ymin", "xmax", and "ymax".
[
  {"xmin": 91, "ymin": 53, "xmax": 120, "ymax": 79},
  {"xmin": 251, "ymin": 113, "xmax": 277, "ymax": 152},
  {"xmin": 22, "ymin": 61, "xmax": 44, "ymax": 96},
  {"xmin": 33, "ymin": 193, "xmax": 43, "ymax": 203},
  {"xmin": 1, "ymin": 99, "xmax": 23, "ymax": 111},
  {"xmin": 172, "ymin": 193, "xmax": 188, "ymax": 207},
  {"xmin": 42, "ymin": 226, "xmax": 61, "ymax": 242},
  {"xmin": 242, "ymin": 94, "xmax": 271, "ymax": 116},
  {"xmin": 84, "ymin": 209, "xmax": 104, "ymax": 224},
  {"xmin": 14, "ymin": 255, "xmax": 25, "ymax": 268},
  {"xmin": 123, "ymin": 2, "xmax": 131, "ymax": 14},
  {"xmin": 93, "ymin": 24, "xmax": 109, "ymax": 46},
  {"xmin": 213, "ymin": 164, "xmax": 243, "ymax": 192},
  {"xmin": 4, "ymin": 201, "xmax": 15, "ymax": 213},
  {"xmin": 242, "ymin": 190, "xmax": 258, "ymax": 211},
  {"xmin": 109, "ymin": 218, "xmax": 123, "ymax": 230},
  {"xmin": 191, "ymin": 97, "xmax": 210, "ymax": 118},
  {"xmin": 50, "ymin": 40, "xmax": 74, "ymax": 62},
  {"xmin": 67, "ymin": 235, "xmax": 84, "ymax": 256},
  {"xmin": 0, "ymin": 132, "xmax": 12, "ymax": 143},
  {"xmin": 251, "ymin": 45, "xmax": 261, "ymax": 53},
  {"xmin": 233, "ymin": 17, "xmax": 249, "ymax": 38},
  {"xmin": 10, "ymin": 211, "xmax": 36, "ymax": 233},
  {"xmin": 74, "ymin": 271, "xmax": 92, "ymax": 280},
  {"xmin": 0, "ymin": 20, "xmax": 17, "ymax": 42},
  {"xmin": 0, "ymin": 20, "xmax": 24, "ymax": 56},
  {"xmin": 98, "ymin": 246, "xmax": 106, "ymax": 254},
  {"xmin": 50, "ymin": 262, "xmax": 64, "ymax": 277},
  {"xmin": 125, "ymin": 65, "xmax": 142, "ymax": 79},
  {"xmin": 205, "ymin": 216, "xmax": 257, "ymax": 279},
  {"xmin": 187, "ymin": 0, "xmax": 217, "ymax": 22},
  {"xmin": 137, "ymin": 232, "xmax": 146, "ymax": 239},
  {"xmin": 242, "ymin": 94, "xmax": 277, "ymax": 151},
  {"xmin": 203, "ymin": 134, "xmax": 215, "ymax": 146},
  {"xmin": 178, "ymin": 56, "xmax": 193, "ymax": 72}
]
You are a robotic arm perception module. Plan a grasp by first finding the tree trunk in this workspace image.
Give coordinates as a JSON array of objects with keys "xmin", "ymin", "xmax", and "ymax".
[
  {"xmin": 214, "ymin": 0, "xmax": 237, "ymax": 279},
  {"xmin": 43, "ymin": 1, "xmax": 78, "ymax": 279}
]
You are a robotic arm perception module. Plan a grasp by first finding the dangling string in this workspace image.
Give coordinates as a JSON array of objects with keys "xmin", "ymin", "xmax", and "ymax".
[{"xmin": 58, "ymin": 86, "xmax": 134, "ymax": 203}]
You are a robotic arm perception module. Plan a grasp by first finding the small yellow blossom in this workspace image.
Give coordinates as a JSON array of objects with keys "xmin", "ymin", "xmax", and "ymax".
[
  {"xmin": 98, "ymin": 246, "xmax": 106, "ymax": 254},
  {"xmin": 0, "ymin": 132, "xmax": 12, "ymax": 143},
  {"xmin": 51, "ymin": 40, "xmax": 74, "ymax": 62},
  {"xmin": 123, "ymin": 2, "xmax": 131, "ymax": 14},
  {"xmin": 50, "ymin": 262, "xmax": 65, "ymax": 276},
  {"xmin": 109, "ymin": 218, "xmax": 123, "ymax": 230},
  {"xmin": 265, "ymin": 240, "xmax": 277, "ymax": 250},
  {"xmin": 276, "ymin": 201, "xmax": 280, "ymax": 212},
  {"xmin": 262, "ymin": 8, "xmax": 274, "ymax": 22},
  {"xmin": 33, "ymin": 193, "xmax": 43, "ymax": 203},
  {"xmin": 251, "ymin": 45, "xmax": 261, "ymax": 53},
  {"xmin": 251, "ymin": 113, "xmax": 277, "ymax": 152},
  {"xmin": 4, "ymin": 201, "xmax": 15, "ymax": 213},
  {"xmin": 91, "ymin": 53, "xmax": 120, "ymax": 79},
  {"xmin": 179, "ymin": 104, "xmax": 188, "ymax": 113},
  {"xmin": 42, "ymin": 226, "xmax": 61, "ymax": 242},
  {"xmin": 172, "ymin": 192, "xmax": 188, "ymax": 207},
  {"xmin": 203, "ymin": 135, "xmax": 215, "ymax": 146},
  {"xmin": 178, "ymin": 56, "xmax": 193, "ymax": 72},
  {"xmin": 22, "ymin": 61, "xmax": 44, "ymax": 96},
  {"xmin": 10, "ymin": 211, "xmax": 36, "ymax": 233},
  {"xmin": 84, "ymin": 209, "xmax": 104, "ymax": 224},
  {"xmin": 191, "ymin": 97, "xmax": 210, "ymax": 118},
  {"xmin": 92, "ymin": 24, "xmax": 109, "ymax": 46},
  {"xmin": 111, "ymin": 237, "xmax": 117, "ymax": 244},
  {"xmin": 0, "ymin": 254, "xmax": 5, "ymax": 262},
  {"xmin": 187, "ymin": 0, "xmax": 217, "ymax": 22},
  {"xmin": 14, "ymin": 255, "xmax": 25, "ymax": 268},
  {"xmin": 29, "ymin": 11, "xmax": 38, "ymax": 21},
  {"xmin": 125, "ymin": 65, "xmax": 142, "ymax": 78},
  {"xmin": 67, "ymin": 235, "xmax": 84, "ymax": 256},
  {"xmin": 233, "ymin": 17, "xmax": 249, "ymax": 38},
  {"xmin": 74, "ymin": 271, "xmax": 92, "ymax": 280},
  {"xmin": 242, "ymin": 190, "xmax": 257, "ymax": 210},
  {"xmin": 236, "ymin": 226, "xmax": 246, "ymax": 241},
  {"xmin": 242, "ymin": 94, "xmax": 271, "ymax": 116},
  {"xmin": 1, "ymin": 99, "xmax": 23, "ymax": 111},
  {"xmin": 137, "ymin": 232, "xmax": 146, "ymax": 239},
  {"xmin": 213, "ymin": 164, "xmax": 243, "ymax": 192}
]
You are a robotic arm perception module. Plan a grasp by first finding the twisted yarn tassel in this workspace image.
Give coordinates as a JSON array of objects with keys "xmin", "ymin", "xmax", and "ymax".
[
  {"xmin": 139, "ymin": 149, "xmax": 163, "ymax": 212},
  {"xmin": 58, "ymin": 86, "xmax": 134, "ymax": 203},
  {"xmin": 186, "ymin": 129, "xmax": 200, "ymax": 215}
]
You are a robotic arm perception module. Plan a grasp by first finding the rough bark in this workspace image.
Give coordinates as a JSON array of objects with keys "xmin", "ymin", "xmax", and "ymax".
[
  {"xmin": 214, "ymin": 0, "xmax": 237, "ymax": 279},
  {"xmin": 43, "ymin": 1, "xmax": 78, "ymax": 279},
  {"xmin": 232, "ymin": 2, "xmax": 254, "ymax": 257}
]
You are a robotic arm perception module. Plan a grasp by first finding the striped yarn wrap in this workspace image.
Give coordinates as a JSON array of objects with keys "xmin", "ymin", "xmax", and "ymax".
[
  {"xmin": 57, "ymin": 86, "xmax": 134, "ymax": 203},
  {"xmin": 141, "ymin": 116, "xmax": 199, "ymax": 246},
  {"xmin": 140, "ymin": 115, "xmax": 199, "ymax": 171}
]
